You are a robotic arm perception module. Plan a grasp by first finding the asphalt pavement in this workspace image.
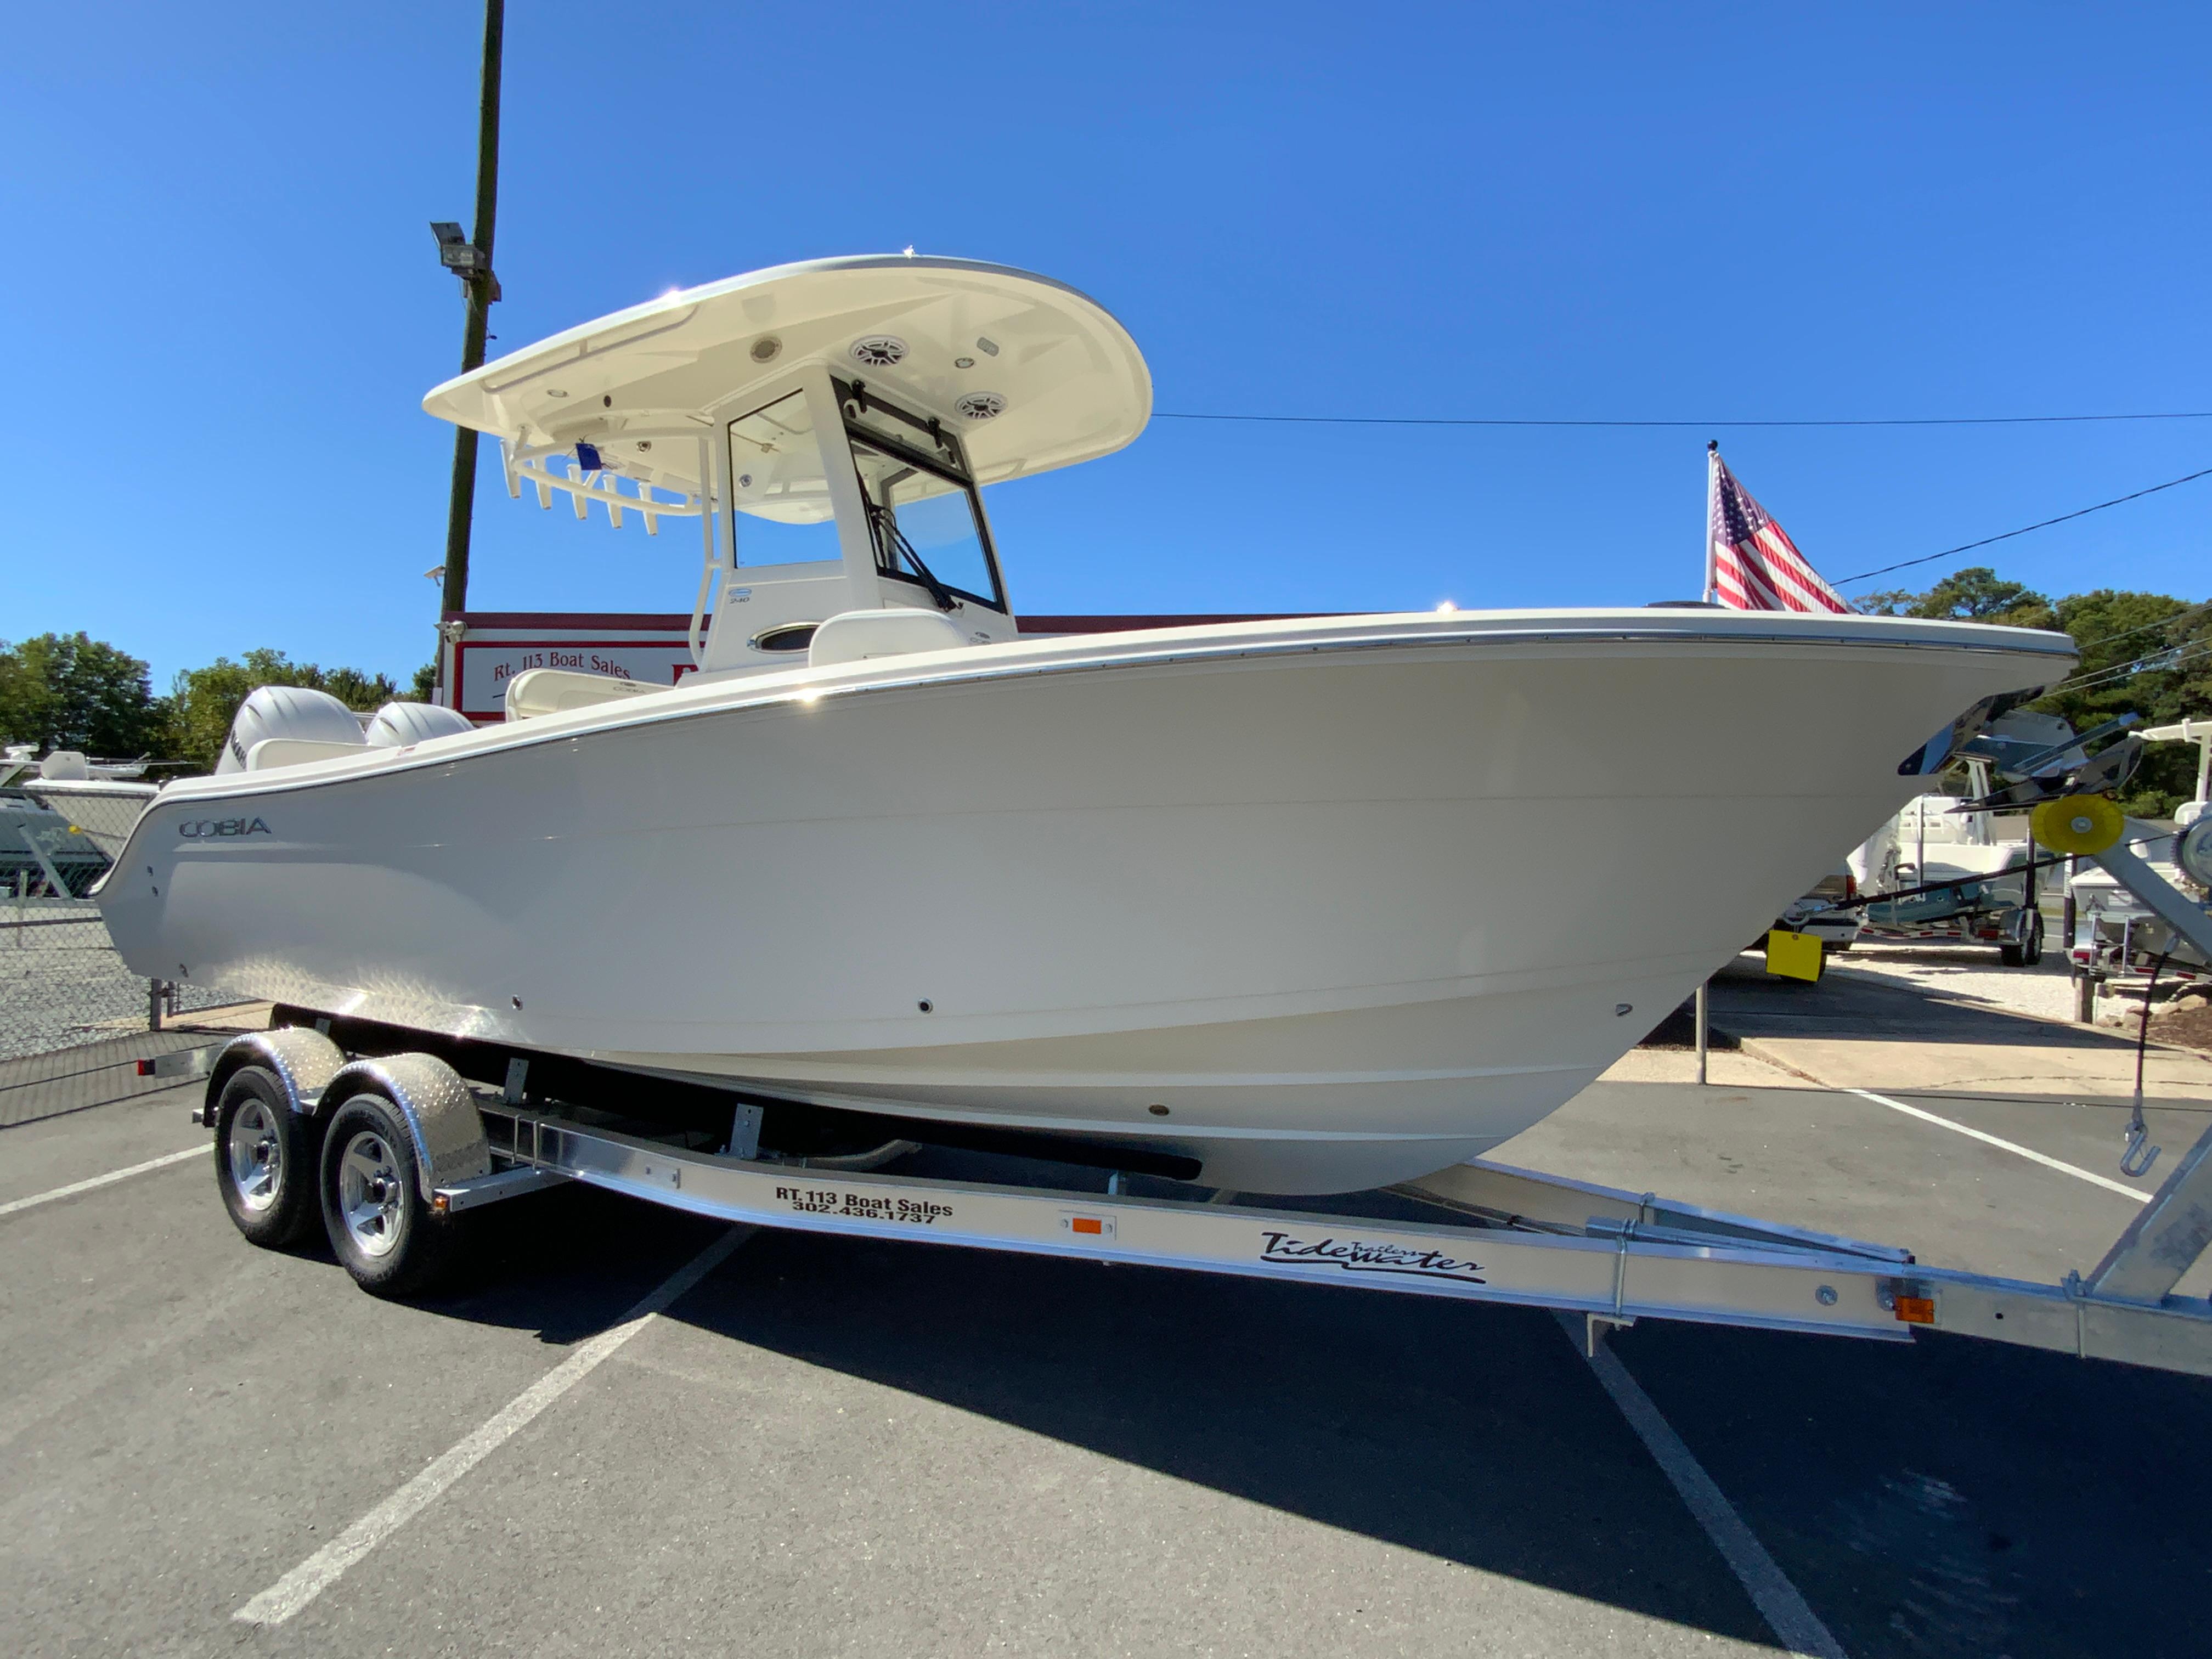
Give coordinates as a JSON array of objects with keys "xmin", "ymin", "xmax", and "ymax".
[{"xmin": 4, "ymin": 998, "xmax": 2211, "ymax": 1658}]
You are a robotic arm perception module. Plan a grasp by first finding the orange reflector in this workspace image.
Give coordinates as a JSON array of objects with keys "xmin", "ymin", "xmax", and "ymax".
[
  {"xmin": 1069, "ymin": 1216, "xmax": 1104, "ymax": 1235},
  {"xmin": 1894, "ymin": 1295, "xmax": 1936, "ymax": 1324}
]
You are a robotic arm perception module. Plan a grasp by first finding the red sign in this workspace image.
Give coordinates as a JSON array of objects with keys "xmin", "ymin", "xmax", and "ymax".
[{"xmin": 439, "ymin": 612, "xmax": 701, "ymax": 723}]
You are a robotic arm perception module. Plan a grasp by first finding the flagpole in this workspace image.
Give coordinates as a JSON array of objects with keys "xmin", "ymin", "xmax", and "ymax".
[{"xmin": 1701, "ymin": 441, "xmax": 1718, "ymax": 603}]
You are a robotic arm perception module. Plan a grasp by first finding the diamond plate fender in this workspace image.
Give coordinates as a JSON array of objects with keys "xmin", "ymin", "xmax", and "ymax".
[
  {"xmin": 322, "ymin": 1053, "xmax": 493, "ymax": 1202},
  {"xmin": 201, "ymin": 1027, "xmax": 346, "ymax": 1125}
]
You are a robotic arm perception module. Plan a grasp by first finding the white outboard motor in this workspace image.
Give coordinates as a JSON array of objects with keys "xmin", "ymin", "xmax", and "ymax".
[
  {"xmin": 216, "ymin": 686, "xmax": 365, "ymax": 774},
  {"xmin": 363, "ymin": 701, "xmax": 475, "ymax": 747}
]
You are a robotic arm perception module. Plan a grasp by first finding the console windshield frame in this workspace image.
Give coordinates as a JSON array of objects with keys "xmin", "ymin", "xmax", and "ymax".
[{"xmin": 834, "ymin": 376, "xmax": 1008, "ymax": 615}]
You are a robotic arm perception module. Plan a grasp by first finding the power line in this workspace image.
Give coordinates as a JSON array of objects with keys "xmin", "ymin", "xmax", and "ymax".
[
  {"xmin": 2053, "ymin": 638, "xmax": 2212, "ymax": 696},
  {"xmin": 1153, "ymin": 409, "xmax": 2212, "ymax": 430},
  {"xmin": 1833, "ymin": 464, "xmax": 2212, "ymax": 588},
  {"xmin": 2067, "ymin": 599, "xmax": 2212, "ymax": 656},
  {"xmin": 1155, "ymin": 404, "xmax": 2211, "ymax": 608},
  {"xmin": 2066, "ymin": 639, "xmax": 2211, "ymax": 692}
]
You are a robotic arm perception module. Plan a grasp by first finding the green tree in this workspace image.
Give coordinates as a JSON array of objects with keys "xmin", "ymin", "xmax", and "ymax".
[
  {"xmin": 2038, "ymin": 590, "xmax": 2212, "ymax": 817},
  {"xmin": 1860, "ymin": 566, "xmax": 2056, "ymax": 630},
  {"xmin": 321, "ymin": 667, "xmax": 402, "ymax": 710},
  {"xmin": 0, "ymin": 633, "xmax": 170, "ymax": 755}
]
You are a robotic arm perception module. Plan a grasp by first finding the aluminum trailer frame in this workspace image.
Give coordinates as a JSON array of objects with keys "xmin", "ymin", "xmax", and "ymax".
[
  {"xmin": 157, "ymin": 1031, "xmax": 2212, "ymax": 1380},
  {"xmin": 454, "ymin": 1101, "xmax": 2212, "ymax": 1375}
]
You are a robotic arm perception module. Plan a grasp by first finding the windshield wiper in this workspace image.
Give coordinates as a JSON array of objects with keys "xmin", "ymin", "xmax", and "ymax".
[{"xmin": 867, "ymin": 504, "xmax": 958, "ymax": 612}]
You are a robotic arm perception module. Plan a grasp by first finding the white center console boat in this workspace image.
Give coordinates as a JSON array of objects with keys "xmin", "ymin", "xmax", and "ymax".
[{"xmin": 98, "ymin": 255, "xmax": 2077, "ymax": 1193}]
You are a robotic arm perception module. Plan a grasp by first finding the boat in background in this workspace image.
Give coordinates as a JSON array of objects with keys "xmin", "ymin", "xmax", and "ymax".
[
  {"xmin": 96, "ymin": 256, "xmax": 2077, "ymax": 1192},
  {"xmin": 3, "ymin": 746, "xmax": 161, "ymax": 898}
]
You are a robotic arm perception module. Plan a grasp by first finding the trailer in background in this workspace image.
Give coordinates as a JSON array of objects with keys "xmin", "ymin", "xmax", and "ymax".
[
  {"xmin": 2064, "ymin": 719, "xmax": 2212, "ymax": 1022},
  {"xmin": 1852, "ymin": 781, "xmax": 2047, "ymax": 965}
]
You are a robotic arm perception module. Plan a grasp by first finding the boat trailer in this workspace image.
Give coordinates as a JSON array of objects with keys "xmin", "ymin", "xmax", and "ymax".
[{"xmin": 159, "ymin": 1039, "xmax": 2212, "ymax": 1380}]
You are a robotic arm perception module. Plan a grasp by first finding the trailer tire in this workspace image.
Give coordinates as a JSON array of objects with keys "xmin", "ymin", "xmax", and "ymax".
[
  {"xmin": 318, "ymin": 1093, "xmax": 462, "ymax": 1298},
  {"xmin": 2001, "ymin": 911, "xmax": 2044, "ymax": 968},
  {"xmin": 213, "ymin": 1066, "xmax": 323, "ymax": 1248}
]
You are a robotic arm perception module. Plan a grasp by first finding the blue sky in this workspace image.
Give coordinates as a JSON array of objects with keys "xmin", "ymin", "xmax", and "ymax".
[{"xmin": 5, "ymin": 2, "xmax": 2207, "ymax": 687}]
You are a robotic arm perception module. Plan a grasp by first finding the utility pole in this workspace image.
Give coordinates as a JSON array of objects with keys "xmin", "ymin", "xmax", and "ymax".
[{"xmin": 432, "ymin": 0, "xmax": 505, "ymax": 646}]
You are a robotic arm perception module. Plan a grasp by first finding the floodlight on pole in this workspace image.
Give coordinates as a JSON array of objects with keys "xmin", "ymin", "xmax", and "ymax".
[{"xmin": 430, "ymin": 221, "xmax": 483, "ymax": 276}]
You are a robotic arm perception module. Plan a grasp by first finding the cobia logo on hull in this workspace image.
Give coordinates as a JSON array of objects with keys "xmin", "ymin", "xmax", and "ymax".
[{"xmin": 178, "ymin": 817, "xmax": 273, "ymax": 839}]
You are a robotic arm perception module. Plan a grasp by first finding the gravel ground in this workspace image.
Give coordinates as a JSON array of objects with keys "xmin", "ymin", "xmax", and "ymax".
[
  {"xmin": 1822, "ymin": 940, "xmax": 2079, "ymax": 1024},
  {"xmin": 2153, "ymin": 1002, "xmax": 2212, "ymax": 1052},
  {"xmin": 0, "ymin": 912, "xmax": 236, "ymax": 1062},
  {"xmin": 1823, "ymin": 933, "xmax": 2212, "ymax": 1054}
]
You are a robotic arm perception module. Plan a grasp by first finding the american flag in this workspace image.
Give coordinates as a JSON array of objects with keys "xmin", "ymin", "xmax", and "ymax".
[{"xmin": 1706, "ymin": 447, "xmax": 1851, "ymax": 613}]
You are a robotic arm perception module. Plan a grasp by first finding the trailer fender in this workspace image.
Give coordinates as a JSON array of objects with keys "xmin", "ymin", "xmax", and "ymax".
[
  {"xmin": 320, "ymin": 1055, "xmax": 493, "ymax": 1203},
  {"xmin": 202, "ymin": 1028, "xmax": 346, "ymax": 1126}
]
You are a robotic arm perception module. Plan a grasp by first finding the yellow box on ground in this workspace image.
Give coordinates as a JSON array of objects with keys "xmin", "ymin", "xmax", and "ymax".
[{"xmin": 1764, "ymin": 928, "xmax": 1824, "ymax": 981}]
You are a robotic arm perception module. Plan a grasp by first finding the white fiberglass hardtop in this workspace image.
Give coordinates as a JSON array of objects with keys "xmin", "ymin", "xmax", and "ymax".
[{"xmin": 424, "ymin": 255, "xmax": 1152, "ymax": 685}]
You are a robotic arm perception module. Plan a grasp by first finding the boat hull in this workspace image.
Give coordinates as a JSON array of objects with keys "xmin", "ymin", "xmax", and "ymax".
[{"xmin": 100, "ymin": 612, "xmax": 2068, "ymax": 1192}]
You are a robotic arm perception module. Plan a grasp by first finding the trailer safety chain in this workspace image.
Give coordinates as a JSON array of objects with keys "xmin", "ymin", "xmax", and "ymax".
[{"xmin": 2121, "ymin": 947, "xmax": 2174, "ymax": 1179}]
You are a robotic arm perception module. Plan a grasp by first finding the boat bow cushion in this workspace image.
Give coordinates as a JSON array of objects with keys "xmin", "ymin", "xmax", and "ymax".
[{"xmin": 504, "ymin": 667, "xmax": 663, "ymax": 721}]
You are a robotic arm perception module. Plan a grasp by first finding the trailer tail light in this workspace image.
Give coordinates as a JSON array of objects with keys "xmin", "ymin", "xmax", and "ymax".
[
  {"xmin": 133, "ymin": 1048, "xmax": 216, "ymax": 1081},
  {"xmin": 1894, "ymin": 1295, "xmax": 1936, "ymax": 1324}
]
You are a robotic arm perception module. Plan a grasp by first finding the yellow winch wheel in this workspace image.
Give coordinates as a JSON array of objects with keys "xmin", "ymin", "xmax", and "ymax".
[{"xmin": 2031, "ymin": 793, "xmax": 2124, "ymax": 856}]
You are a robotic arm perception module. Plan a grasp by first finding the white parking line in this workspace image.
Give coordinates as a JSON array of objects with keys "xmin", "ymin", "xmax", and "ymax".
[
  {"xmin": 1558, "ymin": 1313, "xmax": 1847, "ymax": 1659},
  {"xmin": 0, "ymin": 1147, "xmax": 205, "ymax": 1218},
  {"xmin": 233, "ymin": 1224, "xmax": 752, "ymax": 1629},
  {"xmin": 1846, "ymin": 1088, "xmax": 2150, "ymax": 1202}
]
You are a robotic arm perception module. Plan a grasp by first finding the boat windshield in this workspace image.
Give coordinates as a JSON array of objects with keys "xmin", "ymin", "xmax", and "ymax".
[{"xmin": 837, "ymin": 380, "xmax": 1006, "ymax": 613}]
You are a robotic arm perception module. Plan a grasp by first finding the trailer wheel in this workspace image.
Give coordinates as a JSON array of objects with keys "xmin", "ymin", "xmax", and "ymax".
[
  {"xmin": 318, "ymin": 1093, "xmax": 461, "ymax": 1298},
  {"xmin": 213, "ymin": 1066, "xmax": 322, "ymax": 1248},
  {"xmin": 2001, "ymin": 911, "xmax": 2044, "ymax": 968}
]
